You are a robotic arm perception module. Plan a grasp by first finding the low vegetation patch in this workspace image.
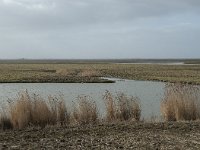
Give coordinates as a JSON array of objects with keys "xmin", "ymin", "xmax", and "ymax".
[
  {"xmin": 0, "ymin": 114, "xmax": 13, "ymax": 130},
  {"xmin": 2, "ymin": 82, "xmax": 200, "ymax": 130},
  {"xmin": 72, "ymin": 96, "xmax": 99, "ymax": 125},
  {"xmin": 103, "ymin": 91, "xmax": 141, "ymax": 122},
  {"xmin": 0, "ymin": 91, "xmax": 141, "ymax": 130},
  {"xmin": 1, "ymin": 63, "xmax": 200, "ymax": 84},
  {"xmin": 2, "ymin": 91, "xmax": 69, "ymax": 129},
  {"xmin": 161, "ymin": 84, "xmax": 200, "ymax": 121}
]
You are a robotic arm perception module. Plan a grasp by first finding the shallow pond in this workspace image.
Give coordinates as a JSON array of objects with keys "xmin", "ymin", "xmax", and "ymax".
[{"xmin": 0, "ymin": 78, "xmax": 166, "ymax": 120}]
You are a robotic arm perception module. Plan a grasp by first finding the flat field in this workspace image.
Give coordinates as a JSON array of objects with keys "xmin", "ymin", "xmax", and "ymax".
[{"xmin": 0, "ymin": 63, "xmax": 200, "ymax": 84}]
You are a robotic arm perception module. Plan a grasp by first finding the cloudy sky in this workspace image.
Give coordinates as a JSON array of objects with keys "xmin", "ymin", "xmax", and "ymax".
[{"xmin": 0, "ymin": 0, "xmax": 200, "ymax": 59}]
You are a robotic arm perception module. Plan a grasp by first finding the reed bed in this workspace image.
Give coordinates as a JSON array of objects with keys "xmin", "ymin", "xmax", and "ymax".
[
  {"xmin": 0, "ymin": 114, "xmax": 12, "ymax": 130},
  {"xmin": 0, "ymin": 91, "xmax": 141, "ymax": 130},
  {"xmin": 161, "ymin": 84, "xmax": 200, "ymax": 121},
  {"xmin": 4, "ymin": 82, "xmax": 200, "ymax": 130},
  {"xmin": 72, "ymin": 96, "xmax": 98, "ymax": 125},
  {"xmin": 103, "ymin": 91, "xmax": 141, "ymax": 122},
  {"xmin": 1, "ymin": 91, "xmax": 69, "ymax": 129}
]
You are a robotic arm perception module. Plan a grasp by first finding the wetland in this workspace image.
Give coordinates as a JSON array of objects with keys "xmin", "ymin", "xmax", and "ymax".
[{"xmin": 1, "ymin": 61, "xmax": 200, "ymax": 149}]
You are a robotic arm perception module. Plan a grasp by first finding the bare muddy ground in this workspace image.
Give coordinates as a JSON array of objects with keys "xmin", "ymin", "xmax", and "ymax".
[{"xmin": 0, "ymin": 122, "xmax": 200, "ymax": 149}]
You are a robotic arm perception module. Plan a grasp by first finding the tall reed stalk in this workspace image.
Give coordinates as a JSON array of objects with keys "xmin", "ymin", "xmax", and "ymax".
[
  {"xmin": 161, "ymin": 84, "xmax": 200, "ymax": 121},
  {"xmin": 0, "ymin": 90, "xmax": 141, "ymax": 130},
  {"xmin": 103, "ymin": 91, "xmax": 141, "ymax": 122},
  {"xmin": 72, "ymin": 96, "xmax": 99, "ymax": 125},
  {"xmin": 8, "ymin": 91, "xmax": 69, "ymax": 129}
]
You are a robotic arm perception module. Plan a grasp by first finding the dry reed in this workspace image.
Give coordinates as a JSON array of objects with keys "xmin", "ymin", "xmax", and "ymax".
[
  {"xmin": 7, "ymin": 91, "xmax": 69, "ymax": 129},
  {"xmin": 1, "ymin": 90, "xmax": 142, "ymax": 130},
  {"xmin": 161, "ymin": 84, "xmax": 200, "ymax": 121},
  {"xmin": 116, "ymin": 93, "xmax": 141, "ymax": 121},
  {"xmin": 103, "ymin": 91, "xmax": 117, "ymax": 121},
  {"xmin": 0, "ymin": 113, "xmax": 13, "ymax": 130},
  {"xmin": 9, "ymin": 91, "xmax": 32, "ymax": 129},
  {"xmin": 72, "ymin": 96, "xmax": 99, "ymax": 125},
  {"xmin": 103, "ymin": 91, "xmax": 141, "ymax": 122}
]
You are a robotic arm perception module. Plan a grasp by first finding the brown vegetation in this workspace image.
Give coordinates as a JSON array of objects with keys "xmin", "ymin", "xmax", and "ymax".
[
  {"xmin": 0, "ymin": 114, "xmax": 12, "ymax": 130},
  {"xmin": 1, "ymin": 63, "xmax": 200, "ymax": 84},
  {"xmin": 72, "ymin": 96, "xmax": 99, "ymax": 125},
  {"xmin": 161, "ymin": 84, "xmax": 200, "ymax": 121},
  {"xmin": 4, "ymin": 82, "xmax": 200, "ymax": 130},
  {"xmin": 0, "ymin": 91, "xmax": 142, "ymax": 130},
  {"xmin": 4, "ymin": 91, "xmax": 69, "ymax": 129},
  {"xmin": 103, "ymin": 91, "xmax": 141, "ymax": 122}
]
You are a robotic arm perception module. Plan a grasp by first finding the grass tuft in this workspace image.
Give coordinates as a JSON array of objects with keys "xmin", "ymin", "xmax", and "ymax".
[
  {"xmin": 103, "ymin": 91, "xmax": 141, "ymax": 122},
  {"xmin": 8, "ymin": 91, "xmax": 69, "ymax": 129},
  {"xmin": 116, "ymin": 93, "xmax": 141, "ymax": 121},
  {"xmin": 103, "ymin": 91, "xmax": 117, "ymax": 121},
  {"xmin": 72, "ymin": 96, "xmax": 99, "ymax": 125},
  {"xmin": 9, "ymin": 91, "xmax": 32, "ymax": 129},
  {"xmin": 161, "ymin": 84, "xmax": 200, "ymax": 121},
  {"xmin": 0, "ymin": 90, "xmax": 141, "ymax": 130},
  {"xmin": 0, "ymin": 114, "xmax": 13, "ymax": 130}
]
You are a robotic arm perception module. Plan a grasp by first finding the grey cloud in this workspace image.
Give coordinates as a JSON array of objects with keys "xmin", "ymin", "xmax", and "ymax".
[
  {"xmin": 0, "ymin": 0, "xmax": 200, "ymax": 58},
  {"xmin": 1, "ymin": 0, "xmax": 200, "ymax": 30}
]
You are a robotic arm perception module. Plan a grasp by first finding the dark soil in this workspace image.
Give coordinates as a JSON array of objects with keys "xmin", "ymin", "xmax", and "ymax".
[{"xmin": 0, "ymin": 122, "xmax": 200, "ymax": 149}]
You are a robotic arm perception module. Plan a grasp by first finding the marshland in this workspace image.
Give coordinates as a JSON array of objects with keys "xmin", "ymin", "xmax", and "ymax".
[
  {"xmin": 1, "ymin": 0, "xmax": 200, "ymax": 148},
  {"xmin": 1, "ymin": 60, "xmax": 200, "ymax": 149},
  {"xmin": 1, "ymin": 59, "xmax": 200, "ymax": 84}
]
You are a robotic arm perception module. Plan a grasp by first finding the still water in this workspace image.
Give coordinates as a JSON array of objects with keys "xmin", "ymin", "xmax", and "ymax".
[{"xmin": 0, "ymin": 78, "xmax": 165, "ymax": 120}]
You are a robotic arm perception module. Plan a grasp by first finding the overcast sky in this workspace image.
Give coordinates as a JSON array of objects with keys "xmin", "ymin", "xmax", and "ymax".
[{"xmin": 0, "ymin": 0, "xmax": 200, "ymax": 59}]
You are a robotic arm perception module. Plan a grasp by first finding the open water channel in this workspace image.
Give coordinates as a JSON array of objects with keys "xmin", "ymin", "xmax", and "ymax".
[{"xmin": 0, "ymin": 78, "xmax": 166, "ymax": 120}]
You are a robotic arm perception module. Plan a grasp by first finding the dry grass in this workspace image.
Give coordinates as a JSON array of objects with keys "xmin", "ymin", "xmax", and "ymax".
[
  {"xmin": 103, "ymin": 91, "xmax": 117, "ymax": 121},
  {"xmin": 56, "ymin": 68, "xmax": 100, "ymax": 78},
  {"xmin": 0, "ymin": 90, "xmax": 141, "ymax": 130},
  {"xmin": 161, "ymin": 84, "xmax": 200, "ymax": 121},
  {"xmin": 103, "ymin": 91, "xmax": 141, "ymax": 122},
  {"xmin": 116, "ymin": 93, "xmax": 141, "ymax": 121},
  {"xmin": 56, "ymin": 69, "xmax": 77, "ymax": 76},
  {"xmin": 1, "ymin": 63, "xmax": 200, "ymax": 84},
  {"xmin": 72, "ymin": 96, "xmax": 99, "ymax": 125},
  {"xmin": 0, "ymin": 114, "xmax": 13, "ymax": 130},
  {"xmin": 9, "ymin": 91, "xmax": 32, "ymax": 129},
  {"xmin": 78, "ymin": 69, "xmax": 100, "ymax": 77},
  {"xmin": 31, "ymin": 95, "xmax": 53, "ymax": 127},
  {"xmin": 7, "ymin": 91, "xmax": 69, "ymax": 129},
  {"xmin": 48, "ymin": 96, "xmax": 70, "ymax": 125},
  {"xmin": 57, "ymin": 99, "xmax": 70, "ymax": 125}
]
